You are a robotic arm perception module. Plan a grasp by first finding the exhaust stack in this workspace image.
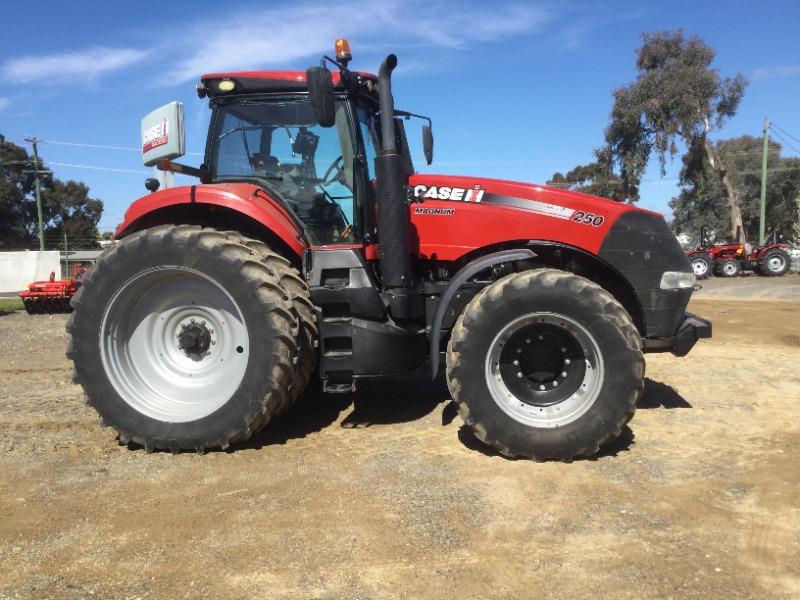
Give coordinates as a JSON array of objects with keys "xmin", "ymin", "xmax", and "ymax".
[{"xmin": 375, "ymin": 54, "xmax": 413, "ymax": 294}]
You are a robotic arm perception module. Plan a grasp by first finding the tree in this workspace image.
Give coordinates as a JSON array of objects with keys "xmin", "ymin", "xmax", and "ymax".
[
  {"xmin": 0, "ymin": 135, "xmax": 103, "ymax": 250},
  {"xmin": 670, "ymin": 135, "xmax": 800, "ymax": 243},
  {"xmin": 547, "ymin": 147, "xmax": 633, "ymax": 202},
  {"xmin": 0, "ymin": 135, "xmax": 35, "ymax": 249},
  {"xmin": 42, "ymin": 180, "xmax": 104, "ymax": 249},
  {"xmin": 604, "ymin": 30, "xmax": 747, "ymax": 239}
]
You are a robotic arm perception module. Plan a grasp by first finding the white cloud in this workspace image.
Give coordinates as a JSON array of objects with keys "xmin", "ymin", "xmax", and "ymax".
[
  {"xmin": 1, "ymin": 47, "xmax": 149, "ymax": 84},
  {"xmin": 166, "ymin": 0, "xmax": 552, "ymax": 82},
  {"xmin": 752, "ymin": 65, "xmax": 800, "ymax": 80},
  {"xmin": 0, "ymin": 1, "xmax": 552, "ymax": 88},
  {"xmin": 0, "ymin": 97, "xmax": 9, "ymax": 111}
]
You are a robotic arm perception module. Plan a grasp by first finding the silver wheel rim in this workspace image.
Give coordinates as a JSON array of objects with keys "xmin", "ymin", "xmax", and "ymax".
[
  {"xmin": 100, "ymin": 267, "xmax": 249, "ymax": 423},
  {"xmin": 767, "ymin": 255, "xmax": 785, "ymax": 272},
  {"xmin": 484, "ymin": 312, "xmax": 604, "ymax": 428},
  {"xmin": 692, "ymin": 258, "xmax": 708, "ymax": 276},
  {"xmin": 723, "ymin": 262, "xmax": 737, "ymax": 275}
]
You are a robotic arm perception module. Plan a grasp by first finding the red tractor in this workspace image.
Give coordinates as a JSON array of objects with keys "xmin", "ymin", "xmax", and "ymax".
[
  {"xmin": 686, "ymin": 227, "xmax": 791, "ymax": 278},
  {"xmin": 20, "ymin": 266, "xmax": 84, "ymax": 314},
  {"xmin": 66, "ymin": 40, "xmax": 710, "ymax": 460}
]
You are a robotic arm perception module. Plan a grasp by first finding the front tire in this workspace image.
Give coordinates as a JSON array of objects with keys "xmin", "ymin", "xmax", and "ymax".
[
  {"xmin": 690, "ymin": 253, "xmax": 712, "ymax": 279},
  {"xmin": 446, "ymin": 269, "xmax": 644, "ymax": 460},
  {"xmin": 66, "ymin": 225, "xmax": 299, "ymax": 453},
  {"xmin": 715, "ymin": 258, "xmax": 740, "ymax": 277}
]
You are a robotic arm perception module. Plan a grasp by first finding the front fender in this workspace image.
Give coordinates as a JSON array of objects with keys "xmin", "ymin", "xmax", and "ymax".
[
  {"xmin": 429, "ymin": 248, "xmax": 535, "ymax": 379},
  {"xmin": 115, "ymin": 183, "xmax": 307, "ymax": 256}
]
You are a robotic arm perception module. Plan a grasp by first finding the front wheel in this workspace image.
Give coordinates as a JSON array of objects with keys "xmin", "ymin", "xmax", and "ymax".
[
  {"xmin": 690, "ymin": 253, "xmax": 712, "ymax": 279},
  {"xmin": 715, "ymin": 258, "xmax": 740, "ymax": 277},
  {"xmin": 446, "ymin": 269, "xmax": 644, "ymax": 460}
]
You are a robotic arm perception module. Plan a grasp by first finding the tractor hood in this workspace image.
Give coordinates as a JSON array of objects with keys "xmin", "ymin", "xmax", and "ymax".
[{"xmin": 407, "ymin": 173, "xmax": 656, "ymax": 260}]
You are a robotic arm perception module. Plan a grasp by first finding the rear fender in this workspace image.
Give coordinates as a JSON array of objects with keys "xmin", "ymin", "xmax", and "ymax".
[{"xmin": 115, "ymin": 183, "xmax": 307, "ymax": 258}]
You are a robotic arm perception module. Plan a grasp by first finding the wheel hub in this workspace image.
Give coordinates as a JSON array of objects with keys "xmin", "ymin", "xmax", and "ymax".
[
  {"xmin": 768, "ymin": 256, "xmax": 785, "ymax": 271},
  {"xmin": 177, "ymin": 321, "xmax": 213, "ymax": 356},
  {"xmin": 100, "ymin": 267, "xmax": 249, "ymax": 423},
  {"xmin": 485, "ymin": 312, "xmax": 604, "ymax": 428},
  {"xmin": 498, "ymin": 323, "xmax": 586, "ymax": 407}
]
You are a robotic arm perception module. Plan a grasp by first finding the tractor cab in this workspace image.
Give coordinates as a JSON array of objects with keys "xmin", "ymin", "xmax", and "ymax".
[
  {"xmin": 195, "ymin": 61, "xmax": 423, "ymax": 249},
  {"xmin": 199, "ymin": 76, "xmax": 378, "ymax": 245}
]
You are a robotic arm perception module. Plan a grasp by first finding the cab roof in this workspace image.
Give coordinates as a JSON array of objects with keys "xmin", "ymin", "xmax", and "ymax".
[{"xmin": 200, "ymin": 70, "xmax": 378, "ymax": 98}]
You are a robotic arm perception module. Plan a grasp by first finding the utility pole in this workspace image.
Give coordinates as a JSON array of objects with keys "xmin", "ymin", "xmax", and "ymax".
[
  {"xmin": 63, "ymin": 232, "xmax": 69, "ymax": 278},
  {"xmin": 759, "ymin": 117, "xmax": 769, "ymax": 246},
  {"xmin": 24, "ymin": 137, "xmax": 46, "ymax": 251}
]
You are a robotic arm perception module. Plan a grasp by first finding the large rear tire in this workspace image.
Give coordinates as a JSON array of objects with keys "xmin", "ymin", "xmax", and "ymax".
[
  {"xmin": 222, "ymin": 233, "xmax": 318, "ymax": 413},
  {"xmin": 759, "ymin": 249, "xmax": 790, "ymax": 276},
  {"xmin": 66, "ymin": 225, "xmax": 299, "ymax": 453},
  {"xmin": 446, "ymin": 269, "xmax": 644, "ymax": 461}
]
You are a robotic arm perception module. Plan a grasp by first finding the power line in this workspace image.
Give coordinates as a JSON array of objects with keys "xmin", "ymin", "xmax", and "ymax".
[
  {"xmin": 48, "ymin": 162, "xmax": 152, "ymax": 175},
  {"xmin": 770, "ymin": 122, "xmax": 800, "ymax": 145},
  {"xmin": 768, "ymin": 127, "xmax": 800, "ymax": 157},
  {"xmin": 40, "ymin": 139, "xmax": 140, "ymax": 152}
]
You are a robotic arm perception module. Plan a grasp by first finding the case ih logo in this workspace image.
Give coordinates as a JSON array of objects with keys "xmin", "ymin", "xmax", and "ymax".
[
  {"xmin": 412, "ymin": 184, "xmax": 485, "ymax": 203},
  {"xmin": 142, "ymin": 118, "xmax": 169, "ymax": 153}
]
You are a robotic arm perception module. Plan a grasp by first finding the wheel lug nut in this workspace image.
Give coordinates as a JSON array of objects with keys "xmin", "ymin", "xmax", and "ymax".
[
  {"xmin": 564, "ymin": 359, "xmax": 571, "ymax": 365},
  {"xmin": 516, "ymin": 372, "xmax": 523, "ymax": 378},
  {"xmin": 200, "ymin": 320, "xmax": 206, "ymax": 326},
  {"xmin": 513, "ymin": 359, "xmax": 519, "ymax": 366},
  {"xmin": 516, "ymin": 348, "xmax": 522, "ymax": 354},
  {"xmin": 560, "ymin": 346, "xmax": 566, "ymax": 352},
  {"xmin": 190, "ymin": 318, "xmax": 195, "ymax": 324},
  {"xmin": 539, "ymin": 384, "xmax": 546, "ymax": 391},
  {"xmin": 538, "ymin": 334, "xmax": 543, "ymax": 341},
  {"xmin": 561, "ymin": 371, "xmax": 568, "ymax": 378},
  {"xmin": 552, "ymin": 381, "xmax": 558, "ymax": 387},
  {"xmin": 525, "ymin": 338, "xmax": 531, "ymax": 344}
]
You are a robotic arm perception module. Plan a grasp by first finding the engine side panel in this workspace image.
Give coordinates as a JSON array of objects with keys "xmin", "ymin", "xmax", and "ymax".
[{"xmin": 407, "ymin": 174, "xmax": 641, "ymax": 261}]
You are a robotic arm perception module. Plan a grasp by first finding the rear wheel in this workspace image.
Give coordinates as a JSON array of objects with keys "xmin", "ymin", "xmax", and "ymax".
[
  {"xmin": 222, "ymin": 233, "xmax": 318, "ymax": 413},
  {"xmin": 446, "ymin": 269, "xmax": 644, "ymax": 460},
  {"xmin": 690, "ymin": 253, "xmax": 712, "ymax": 279},
  {"xmin": 759, "ymin": 249, "xmax": 790, "ymax": 276},
  {"xmin": 715, "ymin": 258, "xmax": 740, "ymax": 277},
  {"xmin": 66, "ymin": 225, "xmax": 299, "ymax": 453}
]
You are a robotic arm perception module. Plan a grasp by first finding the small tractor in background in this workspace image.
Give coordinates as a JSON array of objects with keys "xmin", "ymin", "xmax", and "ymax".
[
  {"xmin": 20, "ymin": 265, "xmax": 85, "ymax": 314},
  {"xmin": 686, "ymin": 226, "xmax": 791, "ymax": 278},
  {"xmin": 66, "ymin": 39, "xmax": 711, "ymax": 461}
]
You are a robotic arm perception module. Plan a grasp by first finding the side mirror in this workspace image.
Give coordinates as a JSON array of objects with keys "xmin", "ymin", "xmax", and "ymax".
[
  {"xmin": 141, "ymin": 101, "xmax": 185, "ymax": 167},
  {"xmin": 307, "ymin": 66, "xmax": 336, "ymax": 127},
  {"xmin": 144, "ymin": 178, "xmax": 160, "ymax": 193},
  {"xmin": 422, "ymin": 125, "xmax": 434, "ymax": 165}
]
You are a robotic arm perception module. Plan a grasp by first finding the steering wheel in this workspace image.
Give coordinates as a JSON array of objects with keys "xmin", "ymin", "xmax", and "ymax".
[{"xmin": 321, "ymin": 155, "xmax": 344, "ymax": 186}]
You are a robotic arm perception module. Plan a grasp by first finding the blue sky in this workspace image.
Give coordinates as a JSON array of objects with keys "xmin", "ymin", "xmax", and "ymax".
[{"xmin": 2, "ymin": 0, "xmax": 799, "ymax": 234}]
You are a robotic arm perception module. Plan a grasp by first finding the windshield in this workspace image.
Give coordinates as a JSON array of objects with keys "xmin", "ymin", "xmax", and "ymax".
[{"xmin": 209, "ymin": 97, "xmax": 356, "ymax": 245}]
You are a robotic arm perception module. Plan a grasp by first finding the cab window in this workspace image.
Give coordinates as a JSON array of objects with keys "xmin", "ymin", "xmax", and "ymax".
[{"xmin": 210, "ymin": 98, "xmax": 356, "ymax": 245}]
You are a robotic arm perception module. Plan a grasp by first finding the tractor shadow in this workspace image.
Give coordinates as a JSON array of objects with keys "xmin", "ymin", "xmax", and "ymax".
[
  {"xmin": 229, "ymin": 374, "xmax": 689, "ymax": 456},
  {"xmin": 638, "ymin": 378, "xmax": 692, "ymax": 409},
  {"xmin": 243, "ymin": 365, "xmax": 450, "ymax": 449},
  {"xmin": 455, "ymin": 378, "xmax": 691, "ymax": 461}
]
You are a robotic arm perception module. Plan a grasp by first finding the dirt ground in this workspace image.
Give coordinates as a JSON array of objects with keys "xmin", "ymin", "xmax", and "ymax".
[{"xmin": 1, "ymin": 278, "xmax": 798, "ymax": 599}]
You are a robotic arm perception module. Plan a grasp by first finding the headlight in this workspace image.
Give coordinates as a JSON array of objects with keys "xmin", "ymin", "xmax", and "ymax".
[{"xmin": 660, "ymin": 271, "xmax": 695, "ymax": 290}]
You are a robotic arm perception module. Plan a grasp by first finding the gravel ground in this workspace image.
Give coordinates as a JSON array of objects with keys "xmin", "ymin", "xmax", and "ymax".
[{"xmin": 0, "ymin": 278, "xmax": 798, "ymax": 599}]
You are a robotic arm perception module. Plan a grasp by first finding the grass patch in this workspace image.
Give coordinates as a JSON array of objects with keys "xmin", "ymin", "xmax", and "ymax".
[{"xmin": 0, "ymin": 297, "xmax": 24, "ymax": 312}]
